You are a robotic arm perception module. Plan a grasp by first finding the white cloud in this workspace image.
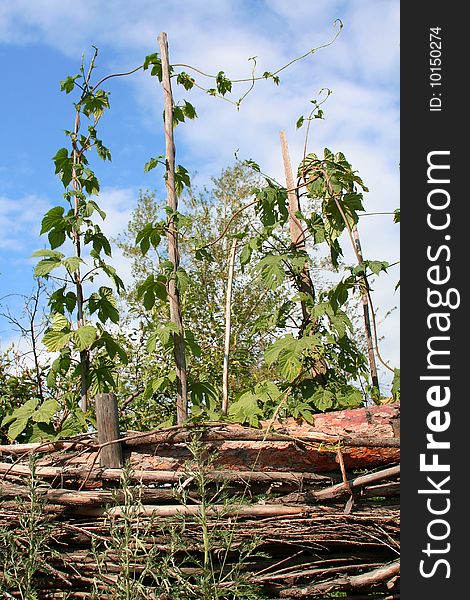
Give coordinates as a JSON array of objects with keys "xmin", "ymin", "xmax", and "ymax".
[{"xmin": 0, "ymin": 194, "xmax": 50, "ymax": 252}]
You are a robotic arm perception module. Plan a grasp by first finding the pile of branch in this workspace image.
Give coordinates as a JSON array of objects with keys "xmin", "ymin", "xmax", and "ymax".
[{"xmin": 0, "ymin": 403, "xmax": 400, "ymax": 598}]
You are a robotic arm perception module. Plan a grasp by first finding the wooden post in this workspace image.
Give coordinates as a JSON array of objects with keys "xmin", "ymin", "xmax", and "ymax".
[
  {"xmin": 352, "ymin": 224, "xmax": 380, "ymax": 393},
  {"xmin": 222, "ymin": 238, "xmax": 237, "ymax": 415},
  {"xmin": 280, "ymin": 132, "xmax": 316, "ymax": 316},
  {"xmin": 280, "ymin": 132, "xmax": 326, "ymax": 381},
  {"xmin": 95, "ymin": 393, "xmax": 123, "ymax": 468},
  {"xmin": 158, "ymin": 32, "xmax": 188, "ymax": 424}
]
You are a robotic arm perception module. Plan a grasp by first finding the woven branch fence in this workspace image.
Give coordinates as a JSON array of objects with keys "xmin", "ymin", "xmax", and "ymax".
[{"xmin": 0, "ymin": 402, "xmax": 400, "ymax": 599}]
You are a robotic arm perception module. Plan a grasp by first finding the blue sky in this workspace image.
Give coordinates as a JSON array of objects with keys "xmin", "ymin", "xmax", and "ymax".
[{"xmin": 0, "ymin": 0, "xmax": 399, "ymax": 373}]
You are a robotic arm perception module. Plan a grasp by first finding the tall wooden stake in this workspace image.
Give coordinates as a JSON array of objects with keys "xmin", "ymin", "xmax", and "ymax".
[
  {"xmin": 280, "ymin": 132, "xmax": 316, "ymax": 326},
  {"xmin": 72, "ymin": 109, "xmax": 89, "ymax": 412},
  {"xmin": 222, "ymin": 238, "xmax": 237, "ymax": 415},
  {"xmin": 158, "ymin": 32, "xmax": 188, "ymax": 423},
  {"xmin": 352, "ymin": 224, "xmax": 380, "ymax": 393},
  {"xmin": 280, "ymin": 132, "xmax": 326, "ymax": 381}
]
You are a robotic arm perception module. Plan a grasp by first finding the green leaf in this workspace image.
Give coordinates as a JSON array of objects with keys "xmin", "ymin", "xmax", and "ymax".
[
  {"xmin": 92, "ymin": 331, "xmax": 127, "ymax": 363},
  {"xmin": 144, "ymin": 156, "xmax": 164, "ymax": 173},
  {"xmin": 185, "ymin": 330, "xmax": 201, "ymax": 357},
  {"xmin": 88, "ymin": 287, "xmax": 119, "ymax": 324},
  {"xmin": 176, "ymin": 72, "xmax": 195, "ymax": 90},
  {"xmin": 85, "ymin": 200, "xmax": 106, "ymax": 220},
  {"xmin": 296, "ymin": 116, "xmax": 304, "ymax": 129},
  {"xmin": 175, "ymin": 267, "xmax": 191, "ymax": 294},
  {"xmin": 315, "ymin": 389, "xmax": 335, "ymax": 412},
  {"xmin": 43, "ymin": 329, "xmax": 71, "ymax": 352},
  {"xmin": 81, "ymin": 89, "xmax": 110, "ymax": 119},
  {"xmin": 7, "ymin": 416, "xmax": 30, "ymax": 441},
  {"xmin": 143, "ymin": 53, "xmax": 163, "ymax": 80},
  {"xmin": 182, "ymin": 101, "xmax": 197, "ymax": 120},
  {"xmin": 228, "ymin": 391, "xmax": 263, "ymax": 427},
  {"xmin": 34, "ymin": 258, "xmax": 62, "ymax": 277},
  {"xmin": 32, "ymin": 249, "xmax": 64, "ymax": 259},
  {"xmin": 73, "ymin": 325, "xmax": 97, "ymax": 351},
  {"xmin": 239, "ymin": 244, "xmax": 253, "ymax": 268},
  {"xmin": 33, "ymin": 399, "xmax": 59, "ymax": 424},
  {"xmin": 2, "ymin": 398, "xmax": 38, "ymax": 428},
  {"xmin": 392, "ymin": 368, "xmax": 400, "ymax": 400},
  {"xmin": 60, "ymin": 74, "xmax": 79, "ymax": 94},
  {"xmin": 175, "ymin": 165, "xmax": 191, "ymax": 195},
  {"xmin": 216, "ymin": 71, "xmax": 232, "ymax": 96},
  {"xmin": 53, "ymin": 147, "xmax": 73, "ymax": 187},
  {"xmin": 368, "ymin": 260, "xmax": 389, "ymax": 276},
  {"xmin": 62, "ymin": 256, "xmax": 84, "ymax": 273},
  {"xmin": 51, "ymin": 312, "xmax": 70, "ymax": 331},
  {"xmin": 41, "ymin": 206, "xmax": 65, "ymax": 234},
  {"xmin": 48, "ymin": 228, "xmax": 66, "ymax": 249},
  {"xmin": 255, "ymin": 254, "xmax": 286, "ymax": 289},
  {"xmin": 393, "ymin": 208, "xmax": 400, "ymax": 224}
]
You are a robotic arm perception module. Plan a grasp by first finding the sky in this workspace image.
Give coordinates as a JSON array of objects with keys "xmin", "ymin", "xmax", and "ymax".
[{"xmin": 0, "ymin": 0, "xmax": 400, "ymax": 382}]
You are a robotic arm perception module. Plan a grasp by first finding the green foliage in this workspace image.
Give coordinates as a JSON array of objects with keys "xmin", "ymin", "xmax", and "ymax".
[
  {"xmin": 5, "ymin": 28, "xmax": 398, "ymax": 443},
  {"xmin": 1, "ymin": 398, "xmax": 58, "ymax": 442},
  {"xmin": 33, "ymin": 50, "xmax": 127, "ymax": 416},
  {"xmin": 117, "ymin": 163, "xmax": 287, "ymax": 428},
  {"xmin": 0, "ymin": 456, "xmax": 57, "ymax": 597}
]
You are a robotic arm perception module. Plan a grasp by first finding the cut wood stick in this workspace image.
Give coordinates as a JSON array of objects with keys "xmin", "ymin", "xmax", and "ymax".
[
  {"xmin": 254, "ymin": 561, "xmax": 383, "ymax": 583},
  {"xmin": 0, "ymin": 483, "xmax": 182, "ymax": 506},
  {"xmin": 0, "ymin": 441, "xmax": 80, "ymax": 455},
  {"xmin": 80, "ymin": 503, "xmax": 309, "ymax": 518},
  {"xmin": 158, "ymin": 31, "xmax": 188, "ymax": 424},
  {"xmin": 274, "ymin": 465, "xmax": 400, "ymax": 504},
  {"xmin": 222, "ymin": 237, "xmax": 238, "ymax": 415},
  {"xmin": 279, "ymin": 559, "xmax": 400, "ymax": 597},
  {"xmin": 0, "ymin": 462, "xmax": 329, "ymax": 485},
  {"xmin": 311, "ymin": 465, "xmax": 400, "ymax": 501}
]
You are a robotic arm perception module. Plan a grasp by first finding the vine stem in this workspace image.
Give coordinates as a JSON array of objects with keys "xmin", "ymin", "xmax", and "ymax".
[{"xmin": 171, "ymin": 19, "xmax": 343, "ymax": 83}]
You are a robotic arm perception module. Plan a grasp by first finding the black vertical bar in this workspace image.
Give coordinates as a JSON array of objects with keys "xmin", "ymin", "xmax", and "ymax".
[{"xmin": 402, "ymin": 5, "xmax": 466, "ymax": 598}]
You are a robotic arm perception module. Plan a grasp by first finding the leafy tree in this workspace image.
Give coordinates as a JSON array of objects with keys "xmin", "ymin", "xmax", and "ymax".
[{"xmin": 115, "ymin": 162, "xmax": 291, "ymax": 427}]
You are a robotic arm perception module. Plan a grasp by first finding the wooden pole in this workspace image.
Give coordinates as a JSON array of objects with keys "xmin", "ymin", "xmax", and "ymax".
[
  {"xmin": 280, "ymin": 132, "xmax": 326, "ymax": 380},
  {"xmin": 222, "ymin": 238, "xmax": 237, "ymax": 415},
  {"xmin": 71, "ymin": 109, "xmax": 89, "ymax": 412},
  {"xmin": 352, "ymin": 224, "xmax": 379, "ymax": 393},
  {"xmin": 95, "ymin": 393, "xmax": 123, "ymax": 468},
  {"xmin": 158, "ymin": 32, "xmax": 188, "ymax": 423},
  {"xmin": 280, "ymin": 132, "xmax": 316, "ymax": 321}
]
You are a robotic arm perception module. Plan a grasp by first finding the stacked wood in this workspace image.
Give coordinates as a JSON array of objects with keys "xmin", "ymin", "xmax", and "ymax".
[{"xmin": 0, "ymin": 404, "xmax": 400, "ymax": 598}]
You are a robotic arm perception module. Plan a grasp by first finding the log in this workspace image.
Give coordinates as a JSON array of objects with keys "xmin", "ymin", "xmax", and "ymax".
[{"xmin": 128, "ymin": 441, "xmax": 399, "ymax": 473}]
